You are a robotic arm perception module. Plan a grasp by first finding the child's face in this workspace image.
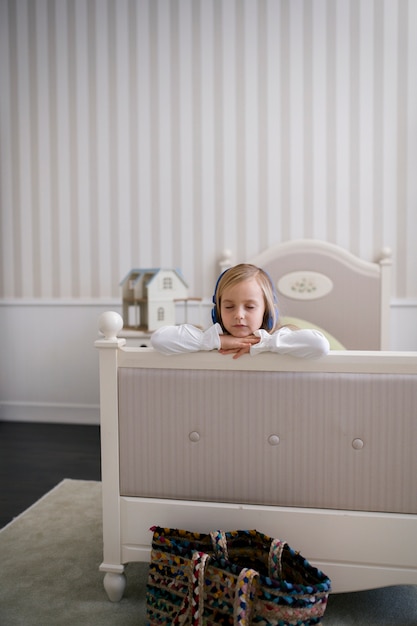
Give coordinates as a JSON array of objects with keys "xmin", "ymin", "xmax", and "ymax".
[{"xmin": 220, "ymin": 278, "xmax": 266, "ymax": 337}]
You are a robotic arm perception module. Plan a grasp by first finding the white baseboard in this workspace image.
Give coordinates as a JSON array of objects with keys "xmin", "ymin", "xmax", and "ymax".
[{"xmin": 0, "ymin": 401, "xmax": 100, "ymax": 425}]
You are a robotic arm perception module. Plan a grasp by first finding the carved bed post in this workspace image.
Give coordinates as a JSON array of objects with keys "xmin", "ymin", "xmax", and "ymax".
[
  {"xmin": 378, "ymin": 247, "xmax": 392, "ymax": 350},
  {"xmin": 95, "ymin": 311, "xmax": 126, "ymax": 601}
]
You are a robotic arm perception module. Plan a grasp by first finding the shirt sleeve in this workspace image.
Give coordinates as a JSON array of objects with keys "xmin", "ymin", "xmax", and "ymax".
[
  {"xmin": 250, "ymin": 326, "xmax": 330, "ymax": 359},
  {"xmin": 150, "ymin": 323, "xmax": 222, "ymax": 355}
]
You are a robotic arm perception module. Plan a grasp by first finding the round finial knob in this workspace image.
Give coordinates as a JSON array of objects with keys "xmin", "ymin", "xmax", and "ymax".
[
  {"xmin": 219, "ymin": 249, "xmax": 233, "ymax": 272},
  {"xmin": 98, "ymin": 311, "xmax": 124, "ymax": 340},
  {"xmin": 378, "ymin": 246, "xmax": 392, "ymax": 265}
]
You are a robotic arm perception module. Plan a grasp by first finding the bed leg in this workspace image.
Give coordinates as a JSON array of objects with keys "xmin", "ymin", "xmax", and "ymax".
[{"xmin": 103, "ymin": 571, "xmax": 126, "ymax": 602}]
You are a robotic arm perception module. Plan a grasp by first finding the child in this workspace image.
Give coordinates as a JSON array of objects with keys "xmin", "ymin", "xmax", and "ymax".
[{"xmin": 151, "ymin": 263, "xmax": 330, "ymax": 359}]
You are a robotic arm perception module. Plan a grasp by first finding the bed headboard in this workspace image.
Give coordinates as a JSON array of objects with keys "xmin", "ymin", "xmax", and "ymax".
[{"xmin": 223, "ymin": 240, "xmax": 392, "ymax": 350}]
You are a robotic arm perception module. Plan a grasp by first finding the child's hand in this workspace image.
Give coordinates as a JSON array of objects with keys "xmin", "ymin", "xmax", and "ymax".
[{"xmin": 218, "ymin": 334, "xmax": 260, "ymax": 359}]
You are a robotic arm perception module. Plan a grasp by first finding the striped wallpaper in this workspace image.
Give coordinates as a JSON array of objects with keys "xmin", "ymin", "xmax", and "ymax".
[{"xmin": 0, "ymin": 0, "xmax": 416, "ymax": 300}]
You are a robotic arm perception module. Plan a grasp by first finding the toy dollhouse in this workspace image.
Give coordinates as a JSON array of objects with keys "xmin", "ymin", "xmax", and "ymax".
[{"xmin": 120, "ymin": 268, "xmax": 189, "ymax": 331}]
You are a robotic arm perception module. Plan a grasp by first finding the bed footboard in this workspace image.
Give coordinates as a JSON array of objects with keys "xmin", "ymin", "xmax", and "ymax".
[{"xmin": 96, "ymin": 312, "xmax": 417, "ymax": 600}]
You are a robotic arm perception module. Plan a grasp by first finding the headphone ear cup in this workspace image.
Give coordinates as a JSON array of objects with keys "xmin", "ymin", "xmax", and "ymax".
[
  {"xmin": 269, "ymin": 274, "xmax": 279, "ymax": 330},
  {"xmin": 265, "ymin": 305, "xmax": 279, "ymax": 331},
  {"xmin": 211, "ymin": 269, "xmax": 229, "ymax": 326}
]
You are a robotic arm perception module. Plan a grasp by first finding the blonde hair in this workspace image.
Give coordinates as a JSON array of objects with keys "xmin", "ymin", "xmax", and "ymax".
[{"xmin": 213, "ymin": 264, "xmax": 279, "ymax": 332}]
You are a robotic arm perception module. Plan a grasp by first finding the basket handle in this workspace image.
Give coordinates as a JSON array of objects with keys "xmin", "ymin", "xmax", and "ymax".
[
  {"xmin": 210, "ymin": 530, "xmax": 229, "ymax": 559},
  {"xmin": 189, "ymin": 551, "xmax": 210, "ymax": 624},
  {"xmin": 233, "ymin": 567, "xmax": 259, "ymax": 625},
  {"xmin": 190, "ymin": 551, "xmax": 258, "ymax": 626},
  {"xmin": 210, "ymin": 531, "xmax": 288, "ymax": 581},
  {"xmin": 268, "ymin": 538, "xmax": 287, "ymax": 580}
]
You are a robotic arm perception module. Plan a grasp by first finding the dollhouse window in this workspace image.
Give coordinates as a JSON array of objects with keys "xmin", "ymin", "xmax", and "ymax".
[
  {"xmin": 157, "ymin": 307, "xmax": 165, "ymax": 321},
  {"xmin": 163, "ymin": 277, "xmax": 173, "ymax": 289}
]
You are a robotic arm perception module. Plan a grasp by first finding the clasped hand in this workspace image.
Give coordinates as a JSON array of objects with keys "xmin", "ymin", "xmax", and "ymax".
[{"xmin": 219, "ymin": 334, "xmax": 260, "ymax": 359}]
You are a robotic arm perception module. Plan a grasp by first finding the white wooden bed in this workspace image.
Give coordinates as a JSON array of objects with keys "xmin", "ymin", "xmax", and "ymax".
[{"xmin": 95, "ymin": 241, "xmax": 417, "ymax": 604}]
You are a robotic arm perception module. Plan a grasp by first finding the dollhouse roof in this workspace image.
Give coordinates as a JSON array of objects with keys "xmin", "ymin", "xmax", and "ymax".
[{"xmin": 119, "ymin": 268, "xmax": 188, "ymax": 288}]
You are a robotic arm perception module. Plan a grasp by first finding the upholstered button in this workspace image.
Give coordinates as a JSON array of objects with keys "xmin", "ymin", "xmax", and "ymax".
[
  {"xmin": 189, "ymin": 431, "xmax": 200, "ymax": 442},
  {"xmin": 352, "ymin": 438, "xmax": 364, "ymax": 450},
  {"xmin": 268, "ymin": 434, "xmax": 280, "ymax": 446}
]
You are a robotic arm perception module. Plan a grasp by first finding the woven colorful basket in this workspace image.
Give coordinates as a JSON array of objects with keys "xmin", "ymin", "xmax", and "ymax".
[{"xmin": 146, "ymin": 527, "xmax": 331, "ymax": 625}]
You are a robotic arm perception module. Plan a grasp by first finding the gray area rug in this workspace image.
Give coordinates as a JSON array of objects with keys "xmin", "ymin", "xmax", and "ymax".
[{"xmin": 0, "ymin": 479, "xmax": 416, "ymax": 625}]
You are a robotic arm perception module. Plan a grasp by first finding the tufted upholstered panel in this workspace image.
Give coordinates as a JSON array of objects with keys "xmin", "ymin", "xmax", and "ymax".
[{"xmin": 118, "ymin": 367, "xmax": 416, "ymax": 514}]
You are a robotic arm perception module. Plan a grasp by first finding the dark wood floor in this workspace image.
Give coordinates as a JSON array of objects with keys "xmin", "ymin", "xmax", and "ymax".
[{"xmin": 0, "ymin": 421, "xmax": 101, "ymax": 528}]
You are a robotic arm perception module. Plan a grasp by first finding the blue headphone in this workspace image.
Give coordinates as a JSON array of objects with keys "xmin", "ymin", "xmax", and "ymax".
[
  {"xmin": 211, "ymin": 270, "xmax": 228, "ymax": 325},
  {"xmin": 211, "ymin": 268, "xmax": 279, "ymax": 331}
]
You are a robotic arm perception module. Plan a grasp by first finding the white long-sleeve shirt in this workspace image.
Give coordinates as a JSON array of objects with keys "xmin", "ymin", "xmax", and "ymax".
[{"xmin": 150, "ymin": 323, "xmax": 330, "ymax": 359}]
